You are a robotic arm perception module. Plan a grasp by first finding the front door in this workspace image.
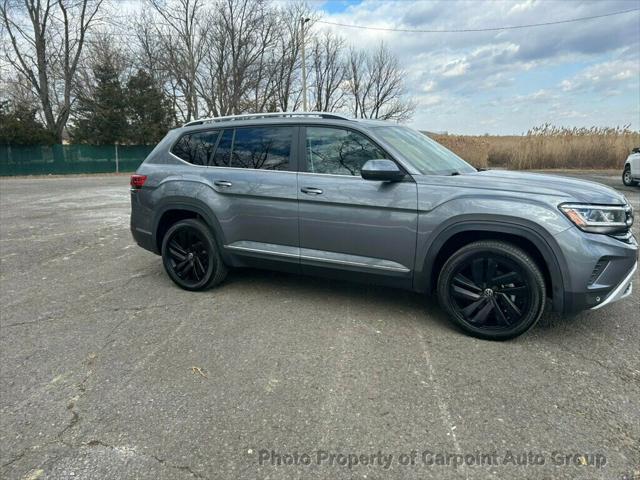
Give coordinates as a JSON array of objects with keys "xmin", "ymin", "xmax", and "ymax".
[{"xmin": 297, "ymin": 125, "xmax": 418, "ymax": 287}]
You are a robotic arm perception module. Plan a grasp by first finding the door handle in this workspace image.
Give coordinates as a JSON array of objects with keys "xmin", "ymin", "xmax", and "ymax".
[
  {"xmin": 214, "ymin": 180, "xmax": 233, "ymax": 188},
  {"xmin": 301, "ymin": 187, "xmax": 323, "ymax": 195}
]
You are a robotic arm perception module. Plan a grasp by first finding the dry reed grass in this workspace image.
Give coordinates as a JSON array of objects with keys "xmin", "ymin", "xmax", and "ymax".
[{"xmin": 428, "ymin": 124, "xmax": 640, "ymax": 170}]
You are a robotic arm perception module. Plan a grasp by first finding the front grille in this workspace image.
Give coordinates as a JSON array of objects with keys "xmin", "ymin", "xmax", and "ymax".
[
  {"xmin": 609, "ymin": 204, "xmax": 634, "ymax": 243},
  {"xmin": 610, "ymin": 230, "xmax": 635, "ymax": 244}
]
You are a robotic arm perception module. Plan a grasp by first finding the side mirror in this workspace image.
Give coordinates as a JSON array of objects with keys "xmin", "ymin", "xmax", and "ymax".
[
  {"xmin": 632, "ymin": 147, "xmax": 640, "ymax": 154},
  {"xmin": 361, "ymin": 159, "xmax": 405, "ymax": 182}
]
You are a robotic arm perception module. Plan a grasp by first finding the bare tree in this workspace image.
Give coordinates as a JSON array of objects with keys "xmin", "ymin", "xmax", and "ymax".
[
  {"xmin": 196, "ymin": 0, "xmax": 279, "ymax": 116},
  {"xmin": 1, "ymin": 0, "xmax": 414, "ymax": 138},
  {"xmin": 130, "ymin": 9, "xmax": 183, "ymax": 119},
  {"xmin": 346, "ymin": 47, "xmax": 366, "ymax": 118},
  {"xmin": 310, "ymin": 31, "xmax": 346, "ymax": 112},
  {"xmin": 269, "ymin": 1, "xmax": 315, "ymax": 112},
  {"xmin": 1, "ymin": 73, "xmax": 39, "ymax": 112},
  {"xmin": 145, "ymin": 0, "xmax": 207, "ymax": 122},
  {"xmin": 131, "ymin": 9, "xmax": 164, "ymax": 81},
  {"xmin": 1, "ymin": 0, "xmax": 105, "ymax": 141},
  {"xmin": 75, "ymin": 32, "xmax": 127, "ymax": 100},
  {"xmin": 346, "ymin": 42, "xmax": 413, "ymax": 121}
]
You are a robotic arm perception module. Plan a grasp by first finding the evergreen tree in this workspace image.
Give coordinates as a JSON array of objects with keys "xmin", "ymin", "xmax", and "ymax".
[
  {"xmin": 0, "ymin": 101, "xmax": 57, "ymax": 145},
  {"xmin": 71, "ymin": 58, "xmax": 127, "ymax": 144},
  {"xmin": 125, "ymin": 69, "xmax": 174, "ymax": 145}
]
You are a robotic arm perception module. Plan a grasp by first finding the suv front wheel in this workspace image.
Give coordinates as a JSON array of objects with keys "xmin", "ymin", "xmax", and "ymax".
[
  {"xmin": 623, "ymin": 166, "xmax": 637, "ymax": 186},
  {"xmin": 437, "ymin": 240, "xmax": 545, "ymax": 340},
  {"xmin": 161, "ymin": 219, "xmax": 228, "ymax": 291}
]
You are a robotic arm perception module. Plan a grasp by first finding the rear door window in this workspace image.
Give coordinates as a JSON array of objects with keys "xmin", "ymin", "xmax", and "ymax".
[
  {"xmin": 171, "ymin": 130, "xmax": 220, "ymax": 166},
  {"xmin": 211, "ymin": 129, "xmax": 233, "ymax": 167},
  {"xmin": 230, "ymin": 127, "xmax": 292, "ymax": 170}
]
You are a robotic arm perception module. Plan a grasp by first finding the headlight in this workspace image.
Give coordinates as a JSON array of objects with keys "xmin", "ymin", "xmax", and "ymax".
[{"xmin": 559, "ymin": 203, "xmax": 633, "ymax": 234}]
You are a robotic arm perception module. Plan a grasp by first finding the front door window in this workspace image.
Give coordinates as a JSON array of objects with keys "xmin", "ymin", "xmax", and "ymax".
[{"xmin": 305, "ymin": 127, "xmax": 388, "ymax": 176}]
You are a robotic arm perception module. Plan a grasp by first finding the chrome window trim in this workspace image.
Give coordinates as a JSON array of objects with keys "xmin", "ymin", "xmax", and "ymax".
[{"xmin": 298, "ymin": 171, "xmax": 365, "ymax": 179}]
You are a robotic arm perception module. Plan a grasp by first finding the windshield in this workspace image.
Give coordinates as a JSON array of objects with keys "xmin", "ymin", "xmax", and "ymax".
[{"xmin": 373, "ymin": 126, "xmax": 476, "ymax": 175}]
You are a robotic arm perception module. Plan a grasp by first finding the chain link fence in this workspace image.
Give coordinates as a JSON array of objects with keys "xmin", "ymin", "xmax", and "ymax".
[{"xmin": 0, "ymin": 144, "xmax": 155, "ymax": 176}]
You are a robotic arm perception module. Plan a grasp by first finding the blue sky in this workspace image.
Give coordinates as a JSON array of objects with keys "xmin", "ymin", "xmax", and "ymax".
[{"xmin": 312, "ymin": 0, "xmax": 640, "ymax": 134}]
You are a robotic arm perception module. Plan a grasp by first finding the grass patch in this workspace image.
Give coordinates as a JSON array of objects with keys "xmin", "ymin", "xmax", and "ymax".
[{"xmin": 428, "ymin": 124, "xmax": 639, "ymax": 170}]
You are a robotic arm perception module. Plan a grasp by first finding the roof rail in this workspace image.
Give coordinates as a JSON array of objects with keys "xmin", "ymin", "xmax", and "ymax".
[{"xmin": 183, "ymin": 111, "xmax": 351, "ymax": 127}]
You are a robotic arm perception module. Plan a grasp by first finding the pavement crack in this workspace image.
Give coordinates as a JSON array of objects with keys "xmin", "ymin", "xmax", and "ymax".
[
  {"xmin": 88, "ymin": 302, "xmax": 191, "ymax": 317},
  {"xmin": 76, "ymin": 440, "xmax": 209, "ymax": 479},
  {"xmin": 1, "ymin": 450, "xmax": 26, "ymax": 469},
  {"xmin": 56, "ymin": 352, "xmax": 98, "ymax": 446},
  {"xmin": 3, "ymin": 315, "xmax": 62, "ymax": 329},
  {"xmin": 57, "ymin": 410, "xmax": 80, "ymax": 447},
  {"xmin": 150, "ymin": 454, "xmax": 208, "ymax": 480},
  {"xmin": 85, "ymin": 439, "xmax": 113, "ymax": 448},
  {"xmin": 564, "ymin": 346, "xmax": 639, "ymax": 385}
]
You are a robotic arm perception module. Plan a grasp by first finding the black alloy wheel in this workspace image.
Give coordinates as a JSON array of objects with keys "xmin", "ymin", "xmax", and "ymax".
[
  {"xmin": 161, "ymin": 219, "xmax": 227, "ymax": 291},
  {"xmin": 437, "ymin": 241, "xmax": 545, "ymax": 340}
]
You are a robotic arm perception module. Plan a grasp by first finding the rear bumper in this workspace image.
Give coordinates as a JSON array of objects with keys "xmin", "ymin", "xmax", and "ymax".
[
  {"xmin": 130, "ymin": 190, "xmax": 159, "ymax": 254},
  {"xmin": 131, "ymin": 224, "xmax": 158, "ymax": 254}
]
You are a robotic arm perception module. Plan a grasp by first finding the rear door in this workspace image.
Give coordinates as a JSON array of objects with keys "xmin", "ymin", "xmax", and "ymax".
[
  {"xmin": 297, "ymin": 125, "xmax": 418, "ymax": 287},
  {"xmin": 186, "ymin": 125, "xmax": 300, "ymax": 263}
]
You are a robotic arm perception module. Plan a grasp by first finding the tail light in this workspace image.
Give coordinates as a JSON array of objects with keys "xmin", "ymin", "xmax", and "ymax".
[{"xmin": 130, "ymin": 174, "xmax": 147, "ymax": 189}]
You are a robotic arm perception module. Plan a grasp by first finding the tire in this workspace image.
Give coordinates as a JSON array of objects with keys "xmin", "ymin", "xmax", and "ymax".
[
  {"xmin": 622, "ymin": 166, "xmax": 637, "ymax": 186},
  {"xmin": 161, "ymin": 218, "xmax": 228, "ymax": 291},
  {"xmin": 437, "ymin": 240, "xmax": 546, "ymax": 340}
]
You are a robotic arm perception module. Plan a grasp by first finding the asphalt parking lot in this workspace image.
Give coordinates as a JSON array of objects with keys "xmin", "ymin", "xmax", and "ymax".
[{"xmin": 1, "ymin": 171, "xmax": 638, "ymax": 480}]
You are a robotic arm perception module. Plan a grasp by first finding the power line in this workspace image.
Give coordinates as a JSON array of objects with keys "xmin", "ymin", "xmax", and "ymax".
[{"xmin": 316, "ymin": 7, "xmax": 640, "ymax": 33}]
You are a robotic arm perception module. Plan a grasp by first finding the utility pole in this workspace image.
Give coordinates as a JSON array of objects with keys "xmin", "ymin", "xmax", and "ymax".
[
  {"xmin": 300, "ymin": 17, "xmax": 310, "ymax": 111},
  {"xmin": 115, "ymin": 142, "xmax": 119, "ymax": 174}
]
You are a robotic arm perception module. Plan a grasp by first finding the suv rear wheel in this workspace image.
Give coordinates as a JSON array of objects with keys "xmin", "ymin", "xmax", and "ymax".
[
  {"xmin": 161, "ymin": 219, "xmax": 227, "ymax": 291},
  {"xmin": 437, "ymin": 240, "xmax": 545, "ymax": 340}
]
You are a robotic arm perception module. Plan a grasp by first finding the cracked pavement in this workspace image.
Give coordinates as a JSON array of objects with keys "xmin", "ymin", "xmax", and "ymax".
[{"xmin": 0, "ymin": 173, "xmax": 638, "ymax": 480}]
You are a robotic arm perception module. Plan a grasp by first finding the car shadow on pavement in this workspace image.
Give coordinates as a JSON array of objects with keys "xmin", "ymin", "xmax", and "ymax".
[
  {"xmin": 151, "ymin": 262, "xmax": 615, "ymax": 342},
  {"xmin": 532, "ymin": 304, "xmax": 616, "ymax": 341},
  {"xmin": 221, "ymin": 266, "xmax": 457, "ymax": 331}
]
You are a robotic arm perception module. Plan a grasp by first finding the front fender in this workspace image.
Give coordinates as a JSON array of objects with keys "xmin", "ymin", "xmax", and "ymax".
[{"xmin": 415, "ymin": 214, "xmax": 570, "ymax": 313}]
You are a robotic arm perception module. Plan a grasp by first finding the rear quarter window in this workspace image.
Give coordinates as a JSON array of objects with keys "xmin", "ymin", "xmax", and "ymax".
[{"xmin": 171, "ymin": 130, "xmax": 220, "ymax": 165}]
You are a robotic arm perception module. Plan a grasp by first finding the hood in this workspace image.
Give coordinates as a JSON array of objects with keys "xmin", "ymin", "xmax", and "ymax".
[{"xmin": 414, "ymin": 170, "xmax": 627, "ymax": 205}]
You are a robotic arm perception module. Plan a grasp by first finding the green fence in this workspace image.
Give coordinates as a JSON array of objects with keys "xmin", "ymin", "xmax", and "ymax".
[{"xmin": 0, "ymin": 144, "xmax": 155, "ymax": 176}]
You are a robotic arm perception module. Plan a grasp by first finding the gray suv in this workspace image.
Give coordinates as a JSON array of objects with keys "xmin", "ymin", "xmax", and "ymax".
[{"xmin": 130, "ymin": 112, "xmax": 637, "ymax": 340}]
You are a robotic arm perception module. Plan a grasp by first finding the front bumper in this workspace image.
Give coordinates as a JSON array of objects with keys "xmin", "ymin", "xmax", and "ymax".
[
  {"xmin": 556, "ymin": 227, "xmax": 638, "ymax": 313},
  {"xmin": 591, "ymin": 261, "xmax": 636, "ymax": 310}
]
